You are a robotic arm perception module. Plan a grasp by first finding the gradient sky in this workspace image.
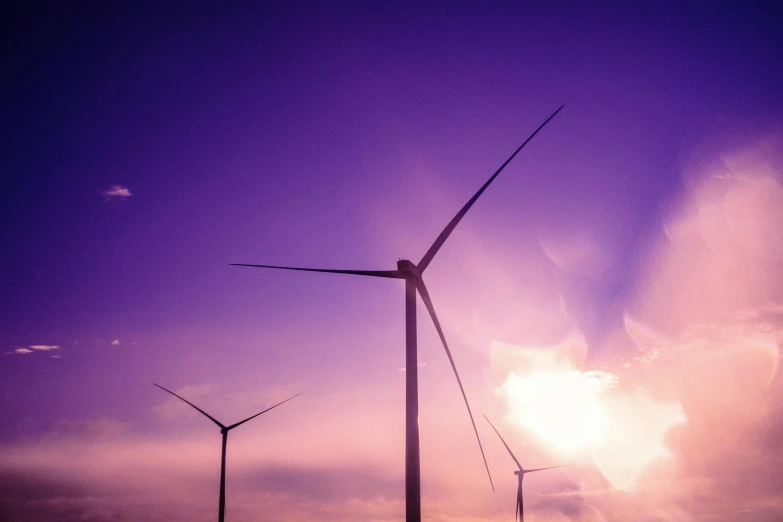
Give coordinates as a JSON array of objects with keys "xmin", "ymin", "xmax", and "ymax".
[{"xmin": 3, "ymin": 2, "xmax": 783, "ymax": 521}]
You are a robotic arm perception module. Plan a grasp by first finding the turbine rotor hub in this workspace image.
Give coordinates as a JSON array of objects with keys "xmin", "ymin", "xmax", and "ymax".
[{"xmin": 396, "ymin": 259, "xmax": 421, "ymax": 278}]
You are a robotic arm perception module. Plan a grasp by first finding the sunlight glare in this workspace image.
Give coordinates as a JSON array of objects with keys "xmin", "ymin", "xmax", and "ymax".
[
  {"xmin": 496, "ymin": 340, "xmax": 688, "ymax": 491},
  {"xmin": 502, "ymin": 370, "xmax": 615, "ymax": 453}
]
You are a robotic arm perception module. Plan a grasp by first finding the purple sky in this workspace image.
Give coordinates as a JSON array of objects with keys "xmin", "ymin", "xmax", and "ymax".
[{"xmin": 3, "ymin": 2, "xmax": 783, "ymax": 521}]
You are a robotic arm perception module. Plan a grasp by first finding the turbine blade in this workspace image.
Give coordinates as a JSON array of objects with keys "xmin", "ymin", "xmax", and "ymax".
[
  {"xmin": 230, "ymin": 264, "xmax": 404, "ymax": 279},
  {"xmin": 524, "ymin": 464, "xmax": 573, "ymax": 473},
  {"xmin": 418, "ymin": 105, "xmax": 564, "ymax": 272},
  {"xmin": 154, "ymin": 383, "xmax": 225, "ymax": 429},
  {"xmin": 225, "ymin": 393, "xmax": 301, "ymax": 431},
  {"xmin": 483, "ymin": 415, "xmax": 523, "ymax": 470},
  {"xmin": 415, "ymin": 279, "xmax": 494, "ymax": 492}
]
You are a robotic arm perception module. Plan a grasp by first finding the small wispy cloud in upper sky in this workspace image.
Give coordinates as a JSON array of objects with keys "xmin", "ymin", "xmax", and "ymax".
[
  {"xmin": 102, "ymin": 185, "xmax": 132, "ymax": 199},
  {"xmin": 29, "ymin": 345, "xmax": 60, "ymax": 351},
  {"xmin": 10, "ymin": 345, "xmax": 60, "ymax": 355},
  {"xmin": 111, "ymin": 339, "xmax": 120, "ymax": 345}
]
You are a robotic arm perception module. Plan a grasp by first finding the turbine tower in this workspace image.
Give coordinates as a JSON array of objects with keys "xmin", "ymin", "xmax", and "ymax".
[
  {"xmin": 154, "ymin": 383, "xmax": 300, "ymax": 522},
  {"xmin": 232, "ymin": 106, "xmax": 563, "ymax": 522},
  {"xmin": 484, "ymin": 415, "xmax": 570, "ymax": 522}
]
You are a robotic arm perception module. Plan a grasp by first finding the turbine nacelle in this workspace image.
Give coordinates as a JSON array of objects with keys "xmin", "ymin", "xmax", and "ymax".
[{"xmin": 396, "ymin": 259, "xmax": 421, "ymax": 279}]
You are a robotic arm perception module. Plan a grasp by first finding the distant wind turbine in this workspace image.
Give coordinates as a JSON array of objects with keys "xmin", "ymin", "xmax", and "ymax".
[
  {"xmin": 232, "ymin": 106, "xmax": 563, "ymax": 522},
  {"xmin": 484, "ymin": 415, "xmax": 571, "ymax": 522},
  {"xmin": 154, "ymin": 383, "xmax": 299, "ymax": 522}
]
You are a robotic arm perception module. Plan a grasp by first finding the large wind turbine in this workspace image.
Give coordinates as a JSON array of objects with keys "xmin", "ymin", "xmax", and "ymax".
[
  {"xmin": 484, "ymin": 415, "xmax": 570, "ymax": 522},
  {"xmin": 232, "ymin": 106, "xmax": 563, "ymax": 522},
  {"xmin": 154, "ymin": 384, "xmax": 299, "ymax": 522}
]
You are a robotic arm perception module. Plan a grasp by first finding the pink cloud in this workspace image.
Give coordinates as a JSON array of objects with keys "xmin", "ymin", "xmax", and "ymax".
[{"xmin": 102, "ymin": 185, "xmax": 132, "ymax": 198}]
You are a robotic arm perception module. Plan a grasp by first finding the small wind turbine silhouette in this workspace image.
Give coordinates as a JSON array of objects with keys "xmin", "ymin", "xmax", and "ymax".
[
  {"xmin": 233, "ymin": 106, "xmax": 563, "ymax": 522},
  {"xmin": 484, "ymin": 415, "xmax": 570, "ymax": 522},
  {"xmin": 154, "ymin": 384, "xmax": 300, "ymax": 522}
]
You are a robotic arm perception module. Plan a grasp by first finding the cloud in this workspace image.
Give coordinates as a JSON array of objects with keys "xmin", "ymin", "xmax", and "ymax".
[
  {"xmin": 29, "ymin": 345, "xmax": 59, "ymax": 351},
  {"xmin": 111, "ymin": 339, "xmax": 120, "ymax": 345},
  {"xmin": 615, "ymin": 136, "xmax": 783, "ymax": 521},
  {"xmin": 495, "ymin": 340, "xmax": 686, "ymax": 491},
  {"xmin": 9, "ymin": 345, "xmax": 59, "ymax": 355},
  {"xmin": 102, "ymin": 185, "xmax": 132, "ymax": 199}
]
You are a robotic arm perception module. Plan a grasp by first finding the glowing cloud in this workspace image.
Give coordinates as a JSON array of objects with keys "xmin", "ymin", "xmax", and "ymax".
[
  {"xmin": 495, "ymin": 339, "xmax": 687, "ymax": 491},
  {"xmin": 593, "ymin": 390, "xmax": 686, "ymax": 490}
]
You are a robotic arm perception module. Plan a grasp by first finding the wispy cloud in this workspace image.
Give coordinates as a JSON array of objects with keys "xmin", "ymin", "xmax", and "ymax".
[
  {"xmin": 10, "ymin": 345, "xmax": 60, "ymax": 355},
  {"xmin": 29, "ymin": 345, "xmax": 59, "ymax": 351},
  {"xmin": 111, "ymin": 339, "xmax": 120, "ymax": 345},
  {"xmin": 102, "ymin": 185, "xmax": 132, "ymax": 199}
]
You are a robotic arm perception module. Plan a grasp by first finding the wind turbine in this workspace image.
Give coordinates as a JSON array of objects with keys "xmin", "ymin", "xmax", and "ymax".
[
  {"xmin": 232, "ymin": 106, "xmax": 563, "ymax": 522},
  {"xmin": 484, "ymin": 415, "xmax": 570, "ymax": 522},
  {"xmin": 154, "ymin": 383, "xmax": 300, "ymax": 522}
]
